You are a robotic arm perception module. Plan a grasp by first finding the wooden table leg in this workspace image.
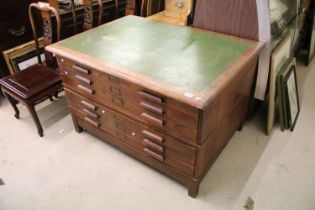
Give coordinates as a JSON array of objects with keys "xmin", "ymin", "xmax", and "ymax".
[
  {"xmin": 188, "ymin": 179, "xmax": 200, "ymax": 198},
  {"xmin": 4, "ymin": 92, "xmax": 20, "ymax": 119},
  {"xmin": 26, "ymin": 102, "xmax": 43, "ymax": 137},
  {"xmin": 71, "ymin": 114, "xmax": 83, "ymax": 133}
]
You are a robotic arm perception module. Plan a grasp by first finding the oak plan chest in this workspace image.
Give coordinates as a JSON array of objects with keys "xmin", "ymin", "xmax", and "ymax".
[{"xmin": 46, "ymin": 16, "xmax": 263, "ymax": 197}]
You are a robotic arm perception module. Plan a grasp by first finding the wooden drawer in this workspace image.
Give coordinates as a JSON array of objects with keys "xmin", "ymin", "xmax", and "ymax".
[
  {"xmin": 65, "ymin": 88, "xmax": 196, "ymax": 176},
  {"xmin": 58, "ymin": 57, "xmax": 200, "ymax": 144}
]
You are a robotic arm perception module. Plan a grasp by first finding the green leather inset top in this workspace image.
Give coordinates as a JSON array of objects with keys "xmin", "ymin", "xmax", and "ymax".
[{"xmin": 60, "ymin": 16, "xmax": 252, "ymax": 93}]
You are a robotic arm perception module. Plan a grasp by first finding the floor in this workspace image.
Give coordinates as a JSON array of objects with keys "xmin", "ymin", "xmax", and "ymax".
[{"xmin": 0, "ymin": 59, "xmax": 314, "ymax": 210}]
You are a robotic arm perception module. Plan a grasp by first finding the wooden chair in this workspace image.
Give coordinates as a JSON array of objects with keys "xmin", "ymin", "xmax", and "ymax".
[
  {"xmin": 0, "ymin": 2, "xmax": 63, "ymax": 137},
  {"xmin": 82, "ymin": 0, "xmax": 119, "ymax": 30},
  {"xmin": 46, "ymin": 0, "xmax": 78, "ymax": 34},
  {"xmin": 98, "ymin": 0, "xmax": 119, "ymax": 24}
]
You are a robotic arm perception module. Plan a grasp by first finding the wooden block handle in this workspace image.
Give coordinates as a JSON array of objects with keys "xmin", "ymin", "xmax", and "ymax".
[
  {"xmin": 143, "ymin": 148, "xmax": 164, "ymax": 162},
  {"xmin": 142, "ymin": 130, "xmax": 163, "ymax": 143},
  {"xmin": 80, "ymin": 100, "xmax": 96, "ymax": 111},
  {"xmin": 141, "ymin": 113, "xmax": 164, "ymax": 127},
  {"xmin": 83, "ymin": 108, "xmax": 99, "ymax": 119},
  {"xmin": 143, "ymin": 139, "xmax": 164, "ymax": 152},
  {"xmin": 138, "ymin": 91, "xmax": 163, "ymax": 104},
  {"xmin": 139, "ymin": 101, "xmax": 163, "ymax": 115},
  {"xmin": 73, "ymin": 65, "xmax": 90, "ymax": 74},
  {"xmin": 84, "ymin": 117, "xmax": 100, "ymax": 128},
  {"xmin": 75, "ymin": 74, "xmax": 91, "ymax": 85},
  {"xmin": 77, "ymin": 84, "xmax": 94, "ymax": 95}
]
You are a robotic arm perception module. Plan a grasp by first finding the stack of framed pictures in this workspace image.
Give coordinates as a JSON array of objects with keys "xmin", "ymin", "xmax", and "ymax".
[
  {"xmin": 267, "ymin": 33, "xmax": 292, "ymax": 135},
  {"xmin": 277, "ymin": 58, "xmax": 300, "ymax": 131}
]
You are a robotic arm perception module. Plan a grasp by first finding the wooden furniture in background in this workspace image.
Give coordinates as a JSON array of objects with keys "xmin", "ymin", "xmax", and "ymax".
[
  {"xmin": 47, "ymin": 16, "xmax": 263, "ymax": 197},
  {"xmin": 81, "ymin": 0, "xmax": 119, "ymax": 30},
  {"xmin": 0, "ymin": 2, "xmax": 62, "ymax": 137},
  {"xmin": 148, "ymin": 0, "xmax": 193, "ymax": 26},
  {"xmin": 125, "ymin": 0, "xmax": 137, "ymax": 15},
  {"xmin": 0, "ymin": 0, "xmax": 42, "ymax": 78},
  {"xmin": 58, "ymin": 0, "xmax": 126, "ymax": 37},
  {"xmin": 140, "ymin": 0, "xmax": 162, "ymax": 17}
]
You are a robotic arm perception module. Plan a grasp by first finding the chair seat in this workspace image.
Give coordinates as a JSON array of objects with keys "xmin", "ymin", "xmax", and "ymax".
[{"xmin": 0, "ymin": 64, "xmax": 61, "ymax": 99}]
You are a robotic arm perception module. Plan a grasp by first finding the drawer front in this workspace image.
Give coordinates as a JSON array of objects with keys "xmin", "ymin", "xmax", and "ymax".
[
  {"xmin": 58, "ymin": 57, "xmax": 199, "ymax": 144},
  {"xmin": 65, "ymin": 89, "xmax": 196, "ymax": 176}
]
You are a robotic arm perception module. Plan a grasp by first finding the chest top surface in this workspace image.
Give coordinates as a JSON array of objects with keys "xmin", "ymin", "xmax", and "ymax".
[{"xmin": 47, "ymin": 15, "xmax": 263, "ymax": 109}]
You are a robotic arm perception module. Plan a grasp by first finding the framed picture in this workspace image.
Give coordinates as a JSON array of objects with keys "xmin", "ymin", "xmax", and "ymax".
[
  {"xmin": 277, "ymin": 58, "xmax": 299, "ymax": 131},
  {"xmin": 306, "ymin": 0, "xmax": 315, "ymax": 65},
  {"xmin": 267, "ymin": 33, "xmax": 292, "ymax": 135},
  {"xmin": 2, "ymin": 38, "xmax": 44, "ymax": 75},
  {"xmin": 284, "ymin": 64, "xmax": 300, "ymax": 131}
]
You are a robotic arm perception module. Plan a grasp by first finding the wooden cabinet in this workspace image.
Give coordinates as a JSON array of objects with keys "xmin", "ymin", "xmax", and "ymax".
[{"xmin": 47, "ymin": 16, "xmax": 263, "ymax": 197}]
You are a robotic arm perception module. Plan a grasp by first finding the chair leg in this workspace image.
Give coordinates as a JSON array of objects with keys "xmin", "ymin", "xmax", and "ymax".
[
  {"xmin": 4, "ymin": 92, "xmax": 20, "ymax": 119},
  {"xmin": 54, "ymin": 91, "xmax": 59, "ymax": 98},
  {"xmin": 26, "ymin": 103, "xmax": 43, "ymax": 137}
]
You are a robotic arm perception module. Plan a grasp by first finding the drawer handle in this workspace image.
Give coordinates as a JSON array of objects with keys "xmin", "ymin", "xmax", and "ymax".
[
  {"xmin": 83, "ymin": 108, "xmax": 99, "ymax": 119},
  {"xmin": 143, "ymin": 139, "xmax": 164, "ymax": 152},
  {"xmin": 142, "ymin": 130, "xmax": 163, "ymax": 144},
  {"xmin": 75, "ymin": 75, "xmax": 92, "ymax": 85},
  {"xmin": 80, "ymin": 100, "xmax": 96, "ymax": 111},
  {"xmin": 138, "ymin": 91, "xmax": 162, "ymax": 104},
  {"xmin": 73, "ymin": 65, "xmax": 90, "ymax": 74},
  {"xmin": 143, "ymin": 148, "xmax": 164, "ymax": 162},
  {"xmin": 84, "ymin": 117, "xmax": 100, "ymax": 128},
  {"xmin": 77, "ymin": 84, "xmax": 94, "ymax": 95},
  {"xmin": 141, "ymin": 113, "xmax": 164, "ymax": 127},
  {"xmin": 139, "ymin": 101, "xmax": 163, "ymax": 115}
]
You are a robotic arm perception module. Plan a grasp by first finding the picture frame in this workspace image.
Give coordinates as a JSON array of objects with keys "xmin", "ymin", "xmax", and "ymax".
[
  {"xmin": 2, "ymin": 38, "xmax": 44, "ymax": 75},
  {"xmin": 267, "ymin": 32, "xmax": 292, "ymax": 135},
  {"xmin": 284, "ymin": 64, "xmax": 300, "ymax": 131},
  {"xmin": 306, "ymin": 0, "xmax": 315, "ymax": 65},
  {"xmin": 277, "ymin": 58, "xmax": 296, "ymax": 130}
]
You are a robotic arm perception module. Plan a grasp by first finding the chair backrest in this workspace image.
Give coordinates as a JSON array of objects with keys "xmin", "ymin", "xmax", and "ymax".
[
  {"xmin": 82, "ymin": 0, "xmax": 118, "ymax": 30},
  {"xmin": 193, "ymin": 0, "xmax": 259, "ymax": 41},
  {"xmin": 97, "ymin": 0, "xmax": 119, "ymax": 25},
  {"xmin": 69, "ymin": 0, "xmax": 78, "ymax": 34},
  {"xmin": 46, "ymin": 0, "xmax": 78, "ymax": 34},
  {"xmin": 125, "ymin": 0, "xmax": 137, "ymax": 16},
  {"xmin": 29, "ymin": 2, "xmax": 62, "ymax": 67}
]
